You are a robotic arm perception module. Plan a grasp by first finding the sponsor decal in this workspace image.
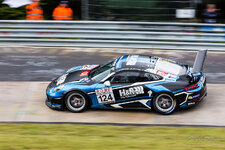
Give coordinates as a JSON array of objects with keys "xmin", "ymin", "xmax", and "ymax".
[
  {"xmin": 149, "ymin": 58, "xmax": 157, "ymax": 64},
  {"xmin": 192, "ymin": 94, "xmax": 200, "ymax": 98},
  {"xmin": 119, "ymin": 86, "xmax": 144, "ymax": 99},
  {"xmin": 161, "ymin": 59, "xmax": 168, "ymax": 62},
  {"xmin": 188, "ymin": 94, "xmax": 200, "ymax": 99},
  {"xmin": 79, "ymin": 65, "xmax": 98, "ymax": 70},
  {"xmin": 161, "ymin": 59, "xmax": 176, "ymax": 64},
  {"xmin": 96, "ymin": 87, "xmax": 115, "ymax": 104},
  {"xmin": 145, "ymin": 69, "xmax": 177, "ymax": 79},
  {"xmin": 80, "ymin": 70, "xmax": 90, "ymax": 77},
  {"xmin": 188, "ymin": 102, "xmax": 195, "ymax": 105},
  {"xmin": 148, "ymin": 90, "xmax": 152, "ymax": 97},
  {"xmin": 156, "ymin": 70, "xmax": 169, "ymax": 77},
  {"xmin": 126, "ymin": 55, "xmax": 138, "ymax": 65},
  {"xmin": 137, "ymin": 57, "xmax": 157, "ymax": 65},
  {"xmin": 56, "ymin": 74, "xmax": 67, "ymax": 85}
]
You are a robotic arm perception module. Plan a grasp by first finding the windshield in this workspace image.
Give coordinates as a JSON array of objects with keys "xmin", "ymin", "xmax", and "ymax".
[{"xmin": 91, "ymin": 60, "xmax": 115, "ymax": 82}]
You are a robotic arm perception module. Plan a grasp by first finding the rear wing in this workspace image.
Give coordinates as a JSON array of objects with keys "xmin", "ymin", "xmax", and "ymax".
[
  {"xmin": 192, "ymin": 50, "xmax": 207, "ymax": 73},
  {"xmin": 189, "ymin": 50, "xmax": 207, "ymax": 83}
]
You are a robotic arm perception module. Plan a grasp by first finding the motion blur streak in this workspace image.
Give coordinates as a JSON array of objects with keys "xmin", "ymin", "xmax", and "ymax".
[{"xmin": 0, "ymin": 46, "xmax": 224, "ymax": 83}]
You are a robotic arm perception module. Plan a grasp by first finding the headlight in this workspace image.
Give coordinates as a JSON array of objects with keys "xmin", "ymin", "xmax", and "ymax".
[{"xmin": 54, "ymin": 84, "xmax": 65, "ymax": 92}]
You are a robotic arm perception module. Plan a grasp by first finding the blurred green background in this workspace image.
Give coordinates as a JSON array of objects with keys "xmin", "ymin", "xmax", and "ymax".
[{"xmin": 0, "ymin": 124, "xmax": 225, "ymax": 150}]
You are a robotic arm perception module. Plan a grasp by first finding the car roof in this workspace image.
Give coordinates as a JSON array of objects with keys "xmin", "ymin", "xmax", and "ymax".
[
  {"xmin": 114, "ymin": 55, "xmax": 159, "ymax": 70},
  {"xmin": 114, "ymin": 55, "xmax": 185, "ymax": 76}
]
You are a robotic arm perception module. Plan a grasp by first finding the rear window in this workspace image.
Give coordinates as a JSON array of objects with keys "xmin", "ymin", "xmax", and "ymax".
[{"xmin": 155, "ymin": 60, "xmax": 187, "ymax": 75}]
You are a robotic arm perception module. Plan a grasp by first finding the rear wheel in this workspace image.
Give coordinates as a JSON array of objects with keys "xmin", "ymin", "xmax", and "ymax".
[
  {"xmin": 65, "ymin": 91, "xmax": 88, "ymax": 112},
  {"xmin": 153, "ymin": 93, "xmax": 176, "ymax": 115}
]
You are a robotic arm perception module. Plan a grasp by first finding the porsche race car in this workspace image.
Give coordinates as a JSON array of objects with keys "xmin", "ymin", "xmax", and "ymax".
[{"xmin": 46, "ymin": 50, "xmax": 207, "ymax": 115}]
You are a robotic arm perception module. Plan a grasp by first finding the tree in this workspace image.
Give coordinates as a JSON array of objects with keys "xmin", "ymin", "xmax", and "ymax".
[{"xmin": 0, "ymin": 0, "xmax": 26, "ymax": 20}]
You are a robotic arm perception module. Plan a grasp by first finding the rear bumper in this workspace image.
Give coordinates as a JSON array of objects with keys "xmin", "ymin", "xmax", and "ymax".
[
  {"xmin": 175, "ymin": 83, "xmax": 207, "ymax": 108},
  {"xmin": 186, "ymin": 86, "xmax": 207, "ymax": 107}
]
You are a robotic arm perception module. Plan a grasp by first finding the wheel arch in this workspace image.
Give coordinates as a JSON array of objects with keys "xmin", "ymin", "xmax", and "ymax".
[{"xmin": 152, "ymin": 91, "xmax": 175, "ymax": 99}]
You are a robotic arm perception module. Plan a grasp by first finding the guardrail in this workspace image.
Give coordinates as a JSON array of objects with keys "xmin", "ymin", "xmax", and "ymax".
[{"xmin": 0, "ymin": 20, "xmax": 225, "ymax": 50}]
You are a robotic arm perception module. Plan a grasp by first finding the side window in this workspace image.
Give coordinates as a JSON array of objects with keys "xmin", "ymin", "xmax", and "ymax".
[
  {"xmin": 109, "ymin": 70, "xmax": 163, "ymax": 84},
  {"xmin": 142, "ymin": 72, "xmax": 163, "ymax": 81},
  {"xmin": 110, "ymin": 71, "xmax": 141, "ymax": 84}
]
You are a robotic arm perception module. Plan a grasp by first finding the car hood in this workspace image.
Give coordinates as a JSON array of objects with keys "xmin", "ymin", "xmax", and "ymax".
[{"xmin": 56, "ymin": 64, "xmax": 99, "ymax": 85}]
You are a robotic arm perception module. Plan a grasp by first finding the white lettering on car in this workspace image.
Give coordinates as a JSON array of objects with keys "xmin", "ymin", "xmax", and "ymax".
[
  {"xmin": 126, "ymin": 55, "xmax": 138, "ymax": 66},
  {"xmin": 119, "ymin": 86, "xmax": 144, "ymax": 99},
  {"xmin": 149, "ymin": 58, "xmax": 157, "ymax": 64},
  {"xmin": 188, "ymin": 102, "xmax": 195, "ymax": 105},
  {"xmin": 79, "ymin": 65, "xmax": 98, "ymax": 70},
  {"xmin": 148, "ymin": 90, "xmax": 152, "ymax": 97}
]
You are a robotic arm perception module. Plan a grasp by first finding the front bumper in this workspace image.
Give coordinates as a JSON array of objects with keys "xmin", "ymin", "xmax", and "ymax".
[
  {"xmin": 46, "ymin": 80, "xmax": 65, "ymax": 110},
  {"xmin": 45, "ymin": 95, "xmax": 64, "ymax": 110}
]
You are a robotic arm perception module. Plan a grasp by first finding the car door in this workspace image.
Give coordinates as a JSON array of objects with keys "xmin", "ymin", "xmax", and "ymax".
[
  {"xmin": 94, "ymin": 70, "xmax": 153, "ymax": 107},
  {"xmin": 94, "ymin": 70, "xmax": 130, "ymax": 105}
]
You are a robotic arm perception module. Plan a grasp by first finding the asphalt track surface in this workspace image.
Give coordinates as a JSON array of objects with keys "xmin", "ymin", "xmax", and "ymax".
[
  {"xmin": 0, "ymin": 46, "xmax": 225, "ymax": 83},
  {"xmin": 0, "ymin": 82, "xmax": 225, "ymax": 126},
  {"xmin": 0, "ymin": 46, "xmax": 225, "ymax": 126}
]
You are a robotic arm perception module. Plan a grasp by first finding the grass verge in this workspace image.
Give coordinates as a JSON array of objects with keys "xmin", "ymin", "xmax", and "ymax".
[{"xmin": 0, "ymin": 124, "xmax": 224, "ymax": 150}]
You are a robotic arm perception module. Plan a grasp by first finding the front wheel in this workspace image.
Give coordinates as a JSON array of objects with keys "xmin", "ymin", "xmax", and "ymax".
[
  {"xmin": 153, "ymin": 93, "xmax": 177, "ymax": 115},
  {"xmin": 65, "ymin": 91, "xmax": 88, "ymax": 113}
]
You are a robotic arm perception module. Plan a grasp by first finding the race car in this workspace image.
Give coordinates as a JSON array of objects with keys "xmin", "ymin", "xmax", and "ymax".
[{"xmin": 46, "ymin": 50, "xmax": 207, "ymax": 115}]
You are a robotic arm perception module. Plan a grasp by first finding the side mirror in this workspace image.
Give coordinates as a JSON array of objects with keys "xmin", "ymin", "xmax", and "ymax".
[{"xmin": 104, "ymin": 81, "xmax": 111, "ymax": 87}]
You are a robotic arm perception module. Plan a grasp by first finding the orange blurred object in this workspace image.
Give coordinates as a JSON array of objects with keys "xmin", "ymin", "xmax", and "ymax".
[
  {"xmin": 52, "ymin": 5, "xmax": 73, "ymax": 20},
  {"xmin": 26, "ymin": 2, "xmax": 43, "ymax": 20}
]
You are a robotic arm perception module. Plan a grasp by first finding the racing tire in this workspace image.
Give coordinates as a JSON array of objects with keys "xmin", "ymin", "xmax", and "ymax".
[
  {"xmin": 152, "ymin": 93, "xmax": 177, "ymax": 115},
  {"xmin": 65, "ymin": 91, "xmax": 88, "ymax": 113}
]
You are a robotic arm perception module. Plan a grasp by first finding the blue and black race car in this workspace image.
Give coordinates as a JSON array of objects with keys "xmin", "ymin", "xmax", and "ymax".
[{"xmin": 46, "ymin": 50, "xmax": 207, "ymax": 115}]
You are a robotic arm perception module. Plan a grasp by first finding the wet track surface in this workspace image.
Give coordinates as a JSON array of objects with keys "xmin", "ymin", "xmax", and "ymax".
[{"xmin": 0, "ymin": 46, "xmax": 225, "ymax": 83}]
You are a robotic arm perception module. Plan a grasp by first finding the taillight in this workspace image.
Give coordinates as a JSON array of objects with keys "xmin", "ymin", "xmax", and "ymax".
[{"xmin": 183, "ymin": 83, "xmax": 199, "ymax": 91}]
